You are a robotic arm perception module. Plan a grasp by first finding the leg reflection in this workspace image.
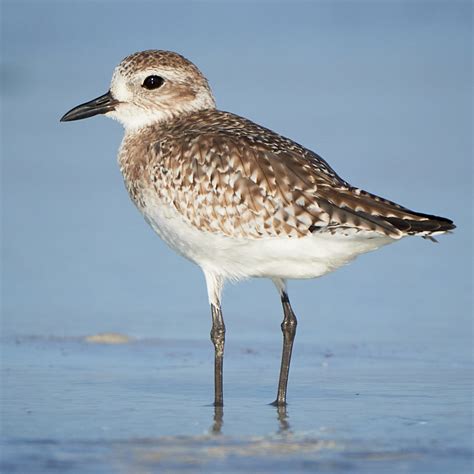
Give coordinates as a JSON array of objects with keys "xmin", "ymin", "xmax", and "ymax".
[
  {"xmin": 275, "ymin": 404, "xmax": 291, "ymax": 434},
  {"xmin": 211, "ymin": 405, "xmax": 224, "ymax": 435}
]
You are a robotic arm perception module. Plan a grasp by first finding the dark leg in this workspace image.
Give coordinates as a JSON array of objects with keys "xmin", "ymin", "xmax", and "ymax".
[
  {"xmin": 210, "ymin": 303, "xmax": 226, "ymax": 406},
  {"xmin": 271, "ymin": 291, "xmax": 298, "ymax": 406}
]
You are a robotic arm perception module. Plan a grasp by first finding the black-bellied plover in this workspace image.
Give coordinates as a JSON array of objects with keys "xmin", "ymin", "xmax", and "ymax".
[{"xmin": 61, "ymin": 50, "xmax": 455, "ymax": 406}]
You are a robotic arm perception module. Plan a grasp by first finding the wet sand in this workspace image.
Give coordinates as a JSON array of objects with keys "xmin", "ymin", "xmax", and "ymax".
[{"xmin": 1, "ymin": 335, "xmax": 471, "ymax": 473}]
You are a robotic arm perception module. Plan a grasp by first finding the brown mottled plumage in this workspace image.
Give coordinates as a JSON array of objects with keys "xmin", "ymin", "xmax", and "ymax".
[
  {"xmin": 119, "ymin": 108, "xmax": 454, "ymax": 241},
  {"xmin": 61, "ymin": 50, "xmax": 455, "ymax": 407}
]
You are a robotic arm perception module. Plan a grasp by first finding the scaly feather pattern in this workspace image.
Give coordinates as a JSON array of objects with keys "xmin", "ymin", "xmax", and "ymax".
[{"xmin": 119, "ymin": 109, "xmax": 454, "ymax": 240}]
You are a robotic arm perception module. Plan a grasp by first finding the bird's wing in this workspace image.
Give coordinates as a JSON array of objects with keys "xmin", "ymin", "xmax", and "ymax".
[{"xmin": 151, "ymin": 128, "xmax": 454, "ymax": 240}]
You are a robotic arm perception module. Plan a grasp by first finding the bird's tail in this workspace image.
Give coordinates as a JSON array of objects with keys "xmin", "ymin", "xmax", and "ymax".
[
  {"xmin": 383, "ymin": 210, "xmax": 455, "ymax": 241},
  {"xmin": 317, "ymin": 186, "xmax": 456, "ymax": 240},
  {"xmin": 348, "ymin": 188, "xmax": 456, "ymax": 240}
]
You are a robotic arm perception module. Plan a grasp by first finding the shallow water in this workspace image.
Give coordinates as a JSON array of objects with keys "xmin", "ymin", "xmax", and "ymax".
[{"xmin": 1, "ymin": 335, "xmax": 472, "ymax": 473}]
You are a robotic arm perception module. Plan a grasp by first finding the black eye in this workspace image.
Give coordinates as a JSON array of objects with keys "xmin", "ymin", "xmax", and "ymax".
[{"xmin": 142, "ymin": 75, "xmax": 165, "ymax": 90}]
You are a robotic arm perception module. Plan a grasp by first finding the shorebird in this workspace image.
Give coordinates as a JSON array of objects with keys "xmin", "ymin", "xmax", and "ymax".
[{"xmin": 61, "ymin": 50, "xmax": 455, "ymax": 406}]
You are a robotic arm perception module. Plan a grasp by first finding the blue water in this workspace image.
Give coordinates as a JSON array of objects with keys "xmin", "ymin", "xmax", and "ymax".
[
  {"xmin": 1, "ymin": 335, "xmax": 472, "ymax": 473},
  {"xmin": 1, "ymin": 1, "xmax": 472, "ymax": 472}
]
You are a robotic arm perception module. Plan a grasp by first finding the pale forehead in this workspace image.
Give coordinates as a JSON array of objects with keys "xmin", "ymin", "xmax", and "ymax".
[{"xmin": 116, "ymin": 50, "xmax": 202, "ymax": 78}]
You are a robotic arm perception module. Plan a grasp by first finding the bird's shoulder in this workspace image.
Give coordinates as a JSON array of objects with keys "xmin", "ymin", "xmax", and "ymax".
[
  {"xmin": 152, "ymin": 109, "xmax": 348, "ymax": 189},
  {"xmin": 137, "ymin": 110, "xmax": 418, "ymax": 240},
  {"xmin": 137, "ymin": 110, "xmax": 350, "ymax": 238}
]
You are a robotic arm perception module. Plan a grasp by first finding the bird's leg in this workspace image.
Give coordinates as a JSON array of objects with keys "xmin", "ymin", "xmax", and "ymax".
[
  {"xmin": 204, "ymin": 271, "xmax": 225, "ymax": 406},
  {"xmin": 272, "ymin": 283, "xmax": 298, "ymax": 406},
  {"xmin": 210, "ymin": 302, "xmax": 226, "ymax": 406}
]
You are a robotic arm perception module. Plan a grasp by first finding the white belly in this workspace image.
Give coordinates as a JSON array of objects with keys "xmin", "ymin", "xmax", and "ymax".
[{"xmin": 141, "ymin": 195, "xmax": 395, "ymax": 281}]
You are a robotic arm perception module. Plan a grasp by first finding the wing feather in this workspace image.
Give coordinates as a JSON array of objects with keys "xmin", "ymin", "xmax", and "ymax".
[{"xmin": 148, "ymin": 111, "xmax": 454, "ymax": 239}]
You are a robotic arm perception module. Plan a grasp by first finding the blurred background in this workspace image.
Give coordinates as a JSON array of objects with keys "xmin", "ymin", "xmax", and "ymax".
[{"xmin": 1, "ymin": 0, "xmax": 471, "ymax": 349}]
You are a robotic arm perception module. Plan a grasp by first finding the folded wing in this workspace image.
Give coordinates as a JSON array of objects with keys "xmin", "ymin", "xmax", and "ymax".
[{"xmin": 152, "ymin": 117, "xmax": 454, "ymax": 240}]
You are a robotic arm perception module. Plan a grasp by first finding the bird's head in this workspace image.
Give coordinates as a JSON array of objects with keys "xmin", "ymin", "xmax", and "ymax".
[{"xmin": 61, "ymin": 50, "xmax": 216, "ymax": 131}]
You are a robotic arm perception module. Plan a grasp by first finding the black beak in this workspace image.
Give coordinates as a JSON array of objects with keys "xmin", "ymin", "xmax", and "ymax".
[{"xmin": 60, "ymin": 91, "xmax": 119, "ymax": 122}]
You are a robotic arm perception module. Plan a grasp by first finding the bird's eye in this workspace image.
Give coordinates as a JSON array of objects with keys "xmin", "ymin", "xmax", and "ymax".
[{"xmin": 142, "ymin": 75, "xmax": 165, "ymax": 90}]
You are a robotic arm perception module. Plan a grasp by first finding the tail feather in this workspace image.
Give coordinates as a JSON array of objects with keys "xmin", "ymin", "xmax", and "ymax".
[
  {"xmin": 317, "ymin": 185, "xmax": 456, "ymax": 239},
  {"xmin": 384, "ymin": 212, "xmax": 456, "ymax": 236},
  {"xmin": 344, "ymin": 188, "xmax": 456, "ymax": 237}
]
